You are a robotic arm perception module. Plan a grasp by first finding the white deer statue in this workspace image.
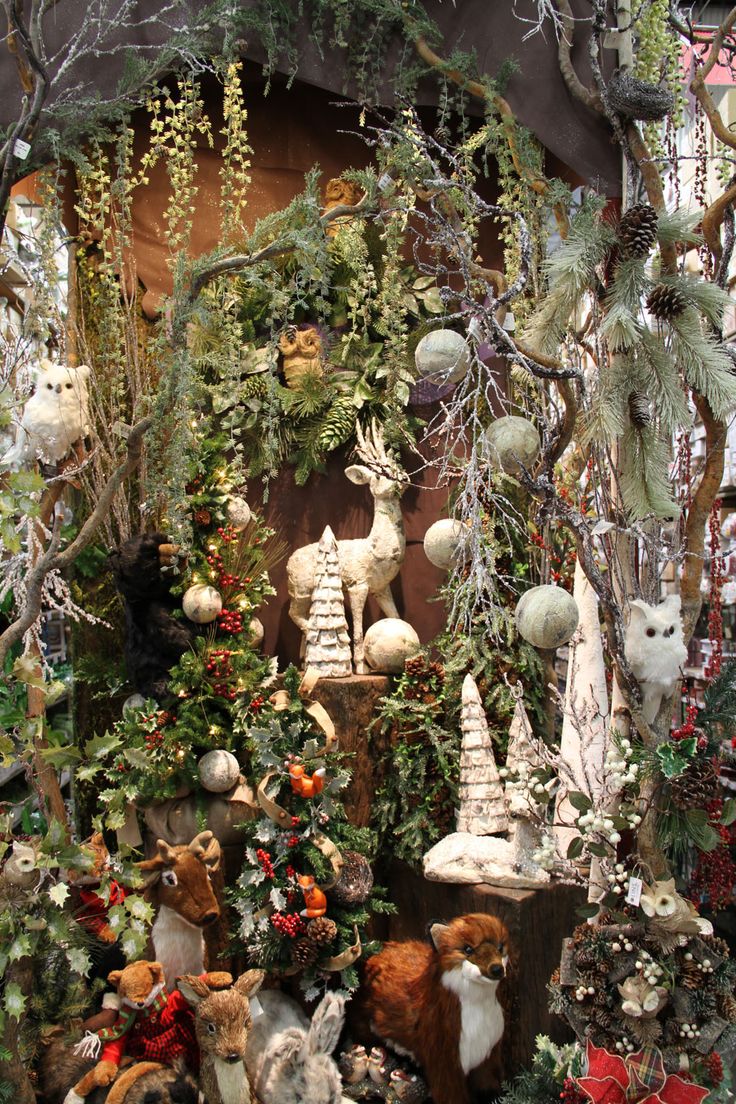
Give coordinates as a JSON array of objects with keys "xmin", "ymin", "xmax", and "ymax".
[{"xmin": 286, "ymin": 422, "xmax": 407, "ymax": 673}]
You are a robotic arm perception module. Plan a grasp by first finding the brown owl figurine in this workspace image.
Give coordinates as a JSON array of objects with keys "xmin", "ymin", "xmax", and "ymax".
[
  {"xmin": 323, "ymin": 177, "xmax": 363, "ymax": 237},
  {"xmin": 278, "ymin": 325, "xmax": 324, "ymax": 386}
]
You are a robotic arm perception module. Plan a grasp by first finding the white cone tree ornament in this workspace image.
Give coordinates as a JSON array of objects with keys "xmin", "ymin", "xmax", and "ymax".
[
  {"xmin": 457, "ymin": 674, "xmax": 507, "ymax": 835},
  {"xmin": 505, "ymin": 680, "xmax": 545, "ymax": 817},
  {"xmin": 554, "ymin": 559, "xmax": 608, "ymax": 855},
  {"xmin": 303, "ymin": 526, "xmax": 352, "ymax": 677}
]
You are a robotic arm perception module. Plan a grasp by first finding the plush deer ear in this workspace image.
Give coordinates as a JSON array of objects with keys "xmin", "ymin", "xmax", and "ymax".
[
  {"xmin": 234, "ymin": 969, "xmax": 265, "ymax": 999},
  {"xmin": 177, "ymin": 974, "xmax": 211, "ymax": 1005},
  {"xmin": 345, "ymin": 464, "xmax": 372, "ymax": 486},
  {"xmin": 429, "ymin": 922, "xmax": 450, "ymax": 952}
]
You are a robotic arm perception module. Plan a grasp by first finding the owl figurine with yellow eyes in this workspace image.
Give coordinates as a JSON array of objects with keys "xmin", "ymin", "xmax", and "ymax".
[
  {"xmin": 278, "ymin": 326, "xmax": 324, "ymax": 387},
  {"xmin": 624, "ymin": 595, "xmax": 687, "ymax": 723},
  {"xmin": 2, "ymin": 359, "xmax": 91, "ymax": 468}
]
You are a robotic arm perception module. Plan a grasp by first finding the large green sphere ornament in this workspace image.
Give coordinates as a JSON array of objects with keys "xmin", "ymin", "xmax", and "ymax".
[
  {"xmin": 364, "ymin": 619, "xmax": 421, "ymax": 673},
  {"xmin": 182, "ymin": 583, "xmax": 223, "ymax": 624},
  {"xmin": 515, "ymin": 585, "xmax": 579, "ymax": 649},
  {"xmin": 485, "ymin": 416, "xmax": 541, "ymax": 474},
  {"xmin": 414, "ymin": 330, "xmax": 471, "ymax": 384},
  {"xmin": 423, "ymin": 518, "xmax": 469, "ymax": 570}
]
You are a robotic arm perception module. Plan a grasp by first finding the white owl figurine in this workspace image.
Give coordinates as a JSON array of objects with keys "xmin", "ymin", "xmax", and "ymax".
[
  {"xmin": 2, "ymin": 360, "xmax": 91, "ymax": 468},
  {"xmin": 624, "ymin": 595, "xmax": 688, "ymax": 724}
]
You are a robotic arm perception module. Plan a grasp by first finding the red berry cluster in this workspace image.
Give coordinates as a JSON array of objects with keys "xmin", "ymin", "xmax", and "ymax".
[
  {"xmin": 689, "ymin": 825, "xmax": 736, "ymax": 912},
  {"xmin": 256, "ymin": 849, "xmax": 275, "ymax": 879},
  {"xmin": 701, "ymin": 1052, "xmax": 724, "ymax": 1086},
  {"xmin": 671, "ymin": 706, "xmax": 708, "ymax": 751},
  {"xmin": 206, "ymin": 650, "xmax": 237, "ymax": 699},
  {"xmin": 271, "ymin": 911, "xmax": 306, "ymax": 938},
  {"xmin": 249, "ymin": 694, "xmax": 265, "ymax": 712},
  {"xmin": 217, "ymin": 607, "xmax": 244, "ymax": 634},
  {"xmin": 145, "ymin": 727, "xmax": 165, "ymax": 751},
  {"xmin": 288, "ymin": 835, "xmax": 300, "ymax": 848},
  {"xmin": 561, "ymin": 1078, "xmax": 587, "ymax": 1104}
]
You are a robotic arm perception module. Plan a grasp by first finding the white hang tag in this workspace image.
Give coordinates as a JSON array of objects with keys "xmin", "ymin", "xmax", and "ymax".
[
  {"xmin": 467, "ymin": 316, "xmax": 484, "ymax": 342},
  {"xmin": 250, "ymin": 995, "xmax": 264, "ymax": 1019},
  {"xmin": 14, "ymin": 139, "xmax": 31, "ymax": 160},
  {"xmin": 377, "ymin": 173, "xmax": 392, "ymax": 192},
  {"xmin": 626, "ymin": 876, "xmax": 643, "ymax": 907}
]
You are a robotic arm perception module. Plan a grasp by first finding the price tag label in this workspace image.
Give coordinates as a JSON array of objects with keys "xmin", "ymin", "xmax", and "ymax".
[
  {"xmin": 377, "ymin": 172, "xmax": 393, "ymax": 192},
  {"xmin": 13, "ymin": 139, "xmax": 30, "ymax": 160},
  {"xmin": 626, "ymin": 876, "xmax": 643, "ymax": 906},
  {"xmin": 249, "ymin": 995, "xmax": 264, "ymax": 1019}
]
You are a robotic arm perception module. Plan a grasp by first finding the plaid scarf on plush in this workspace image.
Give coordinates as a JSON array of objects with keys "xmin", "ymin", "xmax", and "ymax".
[{"xmin": 97, "ymin": 988, "xmax": 169, "ymax": 1044}]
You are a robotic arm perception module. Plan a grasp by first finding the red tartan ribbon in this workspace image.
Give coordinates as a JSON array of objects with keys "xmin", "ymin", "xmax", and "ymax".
[{"xmin": 576, "ymin": 1041, "xmax": 709, "ymax": 1104}]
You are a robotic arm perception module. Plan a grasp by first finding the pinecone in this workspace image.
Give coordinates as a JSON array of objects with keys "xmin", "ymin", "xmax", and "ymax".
[
  {"xmin": 628, "ymin": 391, "xmax": 651, "ymax": 428},
  {"xmin": 241, "ymin": 373, "xmax": 268, "ymax": 400},
  {"xmin": 315, "ymin": 395, "xmax": 356, "ymax": 453},
  {"xmin": 619, "ymin": 204, "xmax": 658, "ymax": 258},
  {"xmin": 668, "ymin": 757, "xmax": 718, "ymax": 810},
  {"xmin": 193, "ymin": 508, "xmax": 212, "ymax": 527},
  {"xmin": 306, "ymin": 916, "xmax": 338, "ymax": 947},
  {"xmin": 717, "ymin": 992, "xmax": 736, "ymax": 1023},
  {"xmin": 646, "ymin": 283, "xmax": 687, "ymax": 321},
  {"xmin": 291, "ymin": 938, "xmax": 319, "ymax": 968},
  {"xmin": 405, "ymin": 656, "xmax": 427, "ymax": 678},
  {"xmin": 331, "ymin": 851, "xmax": 374, "ymax": 906},
  {"xmin": 680, "ymin": 962, "xmax": 702, "ymax": 990}
]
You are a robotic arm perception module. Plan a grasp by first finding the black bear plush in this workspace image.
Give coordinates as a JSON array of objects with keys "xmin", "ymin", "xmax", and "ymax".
[{"xmin": 109, "ymin": 531, "xmax": 195, "ymax": 701}]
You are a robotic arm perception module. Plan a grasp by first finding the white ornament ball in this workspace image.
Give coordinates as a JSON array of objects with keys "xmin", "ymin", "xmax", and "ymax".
[
  {"xmin": 414, "ymin": 330, "xmax": 471, "ymax": 384},
  {"xmin": 249, "ymin": 617, "xmax": 264, "ymax": 648},
  {"xmin": 198, "ymin": 749, "xmax": 241, "ymax": 793},
  {"xmin": 515, "ymin": 585, "xmax": 579, "ymax": 650},
  {"xmin": 123, "ymin": 693, "xmax": 147, "ymax": 717},
  {"xmin": 227, "ymin": 496, "xmax": 252, "ymax": 531},
  {"xmin": 423, "ymin": 519, "xmax": 468, "ymax": 570},
  {"xmin": 182, "ymin": 583, "xmax": 223, "ymax": 624},
  {"xmin": 485, "ymin": 416, "xmax": 541, "ymax": 474},
  {"xmin": 363, "ymin": 619, "xmax": 421, "ymax": 673}
]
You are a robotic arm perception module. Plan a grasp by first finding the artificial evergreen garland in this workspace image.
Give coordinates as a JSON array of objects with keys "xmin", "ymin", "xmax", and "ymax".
[
  {"xmin": 79, "ymin": 429, "xmax": 283, "ymax": 825},
  {"xmin": 230, "ymin": 666, "xmax": 394, "ymax": 995}
]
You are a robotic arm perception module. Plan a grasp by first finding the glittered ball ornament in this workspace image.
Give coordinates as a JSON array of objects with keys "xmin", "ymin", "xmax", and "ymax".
[
  {"xmin": 227, "ymin": 496, "xmax": 252, "ymax": 531},
  {"xmin": 331, "ymin": 850, "xmax": 374, "ymax": 906},
  {"xmin": 414, "ymin": 330, "xmax": 471, "ymax": 384},
  {"xmin": 363, "ymin": 619, "xmax": 421, "ymax": 673},
  {"xmin": 515, "ymin": 585, "xmax": 579, "ymax": 650},
  {"xmin": 182, "ymin": 583, "xmax": 223, "ymax": 624},
  {"xmin": 423, "ymin": 518, "xmax": 468, "ymax": 571},
  {"xmin": 198, "ymin": 749, "xmax": 241, "ymax": 793},
  {"xmin": 123, "ymin": 693, "xmax": 147, "ymax": 716},
  {"xmin": 485, "ymin": 416, "xmax": 541, "ymax": 474}
]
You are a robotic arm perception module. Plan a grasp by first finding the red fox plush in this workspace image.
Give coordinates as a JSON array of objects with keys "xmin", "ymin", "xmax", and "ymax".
[{"xmin": 362, "ymin": 912, "xmax": 511, "ymax": 1104}]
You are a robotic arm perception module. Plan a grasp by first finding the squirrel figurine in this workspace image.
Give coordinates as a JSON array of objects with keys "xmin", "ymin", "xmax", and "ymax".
[{"xmin": 361, "ymin": 913, "xmax": 511, "ymax": 1104}]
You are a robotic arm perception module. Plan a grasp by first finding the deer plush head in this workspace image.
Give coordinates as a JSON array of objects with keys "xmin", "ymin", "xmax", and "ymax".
[
  {"xmin": 137, "ymin": 831, "xmax": 221, "ymax": 927},
  {"xmin": 178, "ymin": 970, "xmax": 265, "ymax": 1065},
  {"xmin": 346, "ymin": 421, "xmax": 408, "ymax": 502}
]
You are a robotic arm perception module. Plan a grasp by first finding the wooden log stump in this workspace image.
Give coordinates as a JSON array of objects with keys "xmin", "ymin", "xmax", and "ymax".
[
  {"xmin": 387, "ymin": 863, "xmax": 585, "ymax": 1075},
  {"xmin": 301, "ymin": 673, "xmax": 390, "ymax": 826}
]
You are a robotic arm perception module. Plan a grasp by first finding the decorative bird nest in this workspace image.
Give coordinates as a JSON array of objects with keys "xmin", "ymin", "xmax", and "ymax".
[{"xmin": 608, "ymin": 72, "xmax": 675, "ymax": 121}]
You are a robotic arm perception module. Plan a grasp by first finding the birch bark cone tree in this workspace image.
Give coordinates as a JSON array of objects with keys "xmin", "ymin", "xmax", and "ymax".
[
  {"xmin": 304, "ymin": 526, "xmax": 353, "ymax": 678},
  {"xmin": 457, "ymin": 672, "xmax": 508, "ymax": 835}
]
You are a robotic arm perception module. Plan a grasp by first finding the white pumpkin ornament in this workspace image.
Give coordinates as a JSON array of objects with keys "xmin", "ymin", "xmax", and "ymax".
[
  {"xmin": 198, "ymin": 749, "xmax": 241, "ymax": 793},
  {"xmin": 249, "ymin": 617, "xmax": 265, "ymax": 647},
  {"xmin": 423, "ymin": 518, "xmax": 469, "ymax": 570},
  {"xmin": 515, "ymin": 585, "xmax": 579, "ymax": 649},
  {"xmin": 414, "ymin": 330, "xmax": 470, "ymax": 384},
  {"xmin": 485, "ymin": 416, "xmax": 541, "ymax": 474},
  {"xmin": 123, "ymin": 693, "xmax": 147, "ymax": 716},
  {"xmin": 227, "ymin": 496, "xmax": 252, "ymax": 531},
  {"xmin": 182, "ymin": 584, "xmax": 223, "ymax": 624},
  {"xmin": 363, "ymin": 619, "xmax": 420, "ymax": 673}
]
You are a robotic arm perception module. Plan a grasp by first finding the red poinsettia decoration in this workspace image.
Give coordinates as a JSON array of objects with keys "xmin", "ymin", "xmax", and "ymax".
[{"xmin": 576, "ymin": 1041, "xmax": 710, "ymax": 1104}]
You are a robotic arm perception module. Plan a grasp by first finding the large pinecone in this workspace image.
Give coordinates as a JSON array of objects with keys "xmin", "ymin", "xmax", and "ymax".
[
  {"xmin": 718, "ymin": 992, "xmax": 736, "ymax": 1023},
  {"xmin": 315, "ymin": 395, "xmax": 356, "ymax": 453},
  {"xmin": 306, "ymin": 916, "xmax": 338, "ymax": 947},
  {"xmin": 291, "ymin": 938, "xmax": 319, "ymax": 968},
  {"xmin": 646, "ymin": 283, "xmax": 687, "ymax": 321},
  {"xmin": 405, "ymin": 655, "xmax": 427, "ymax": 678},
  {"xmin": 628, "ymin": 392, "xmax": 651, "ymax": 428},
  {"xmin": 619, "ymin": 204, "xmax": 658, "ymax": 258},
  {"xmin": 331, "ymin": 851, "xmax": 374, "ymax": 906},
  {"xmin": 668, "ymin": 757, "xmax": 718, "ymax": 810}
]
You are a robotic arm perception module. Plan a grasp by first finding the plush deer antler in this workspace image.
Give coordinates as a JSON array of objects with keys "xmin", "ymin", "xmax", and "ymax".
[{"xmin": 188, "ymin": 830, "xmax": 221, "ymax": 871}]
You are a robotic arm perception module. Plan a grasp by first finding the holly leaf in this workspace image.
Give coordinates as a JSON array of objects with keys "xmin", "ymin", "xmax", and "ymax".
[
  {"xmin": 47, "ymin": 883, "xmax": 70, "ymax": 908},
  {"xmin": 84, "ymin": 731, "xmax": 123, "ymax": 761},
  {"xmin": 4, "ymin": 983, "xmax": 26, "ymax": 1020},
  {"xmin": 124, "ymin": 747, "xmax": 150, "ymax": 769},
  {"xmin": 657, "ymin": 743, "xmax": 692, "ymax": 779},
  {"xmin": 12, "ymin": 655, "xmax": 45, "ymax": 688},
  {"xmin": 7, "ymin": 935, "xmax": 31, "ymax": 962},
  {"xmin": 66, "ymin": 948, "xmax": 91, "ymax": 977}
]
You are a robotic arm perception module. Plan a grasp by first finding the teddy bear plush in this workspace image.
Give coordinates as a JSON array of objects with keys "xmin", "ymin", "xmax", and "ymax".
[
  {"xmin": 108, "ymin": 532, "xmax": 195, "ymax": 701},
  {"xmin": 63, "ymin": 960, "xmax": 233, "ymax": 1104}
]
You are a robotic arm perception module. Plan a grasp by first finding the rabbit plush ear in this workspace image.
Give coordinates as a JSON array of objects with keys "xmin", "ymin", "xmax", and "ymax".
[
  {"xmin": 178, "ymin": 975, "xmax": 211, "ymax": 1005},
  {"xmin": 234, "ymin": 969, "xmax": 265, "ymax": 999},
  {"xmin": 307, "ymin": 992, "xmax": 345, "ymax": 1056},
  {"xmin": 270, "ymin": 1028, "xmax": 305, "ymax": 1067}
]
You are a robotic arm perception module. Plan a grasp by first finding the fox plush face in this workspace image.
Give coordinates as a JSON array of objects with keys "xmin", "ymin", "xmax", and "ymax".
[
  {"xmin": 108, "ymin": 960, "xmax": 166, "ymax": 1009},
  {"xmin": 430, "ymin": 913, "xmax": 509, "ymax": 984}
]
